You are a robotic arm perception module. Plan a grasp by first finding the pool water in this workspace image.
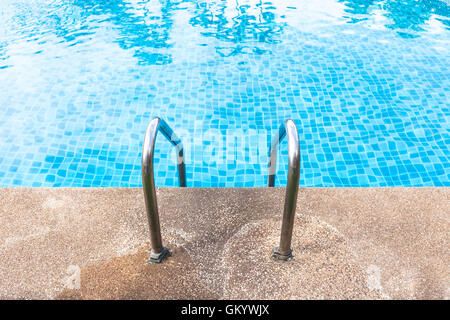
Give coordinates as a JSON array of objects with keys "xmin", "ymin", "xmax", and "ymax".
[{"xmin": 0, "ymin": 0, "xmax": 449, "ymax": 187}]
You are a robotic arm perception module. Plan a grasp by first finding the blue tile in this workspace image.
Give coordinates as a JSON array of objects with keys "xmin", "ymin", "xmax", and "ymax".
[{"xmin": 0, "ymin": 0, "xmax": 449, "ymax": 188}]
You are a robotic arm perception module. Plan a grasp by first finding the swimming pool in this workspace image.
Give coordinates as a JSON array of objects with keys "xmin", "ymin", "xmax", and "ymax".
[{"xmin": 0, "ymin": 0, "xmax": 449, "ymax": 187}]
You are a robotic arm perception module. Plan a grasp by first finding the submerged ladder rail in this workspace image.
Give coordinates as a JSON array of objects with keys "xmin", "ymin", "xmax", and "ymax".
[
  {"xmin": 142, "ymin": 117, "xmax": 186, "ymax": 263},
  {"xmin": 268, "ymin": 119, "xmax": 300, "ymax": 261}
]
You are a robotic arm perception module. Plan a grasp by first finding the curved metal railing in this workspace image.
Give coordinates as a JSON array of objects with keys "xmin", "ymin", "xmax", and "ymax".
[
  {"xmin": 142, "ymin": 117, "xmax": 186, "ymax": 263},
  {"xmin": 267, "ymin": 119, "xmax": 300, "ymax": 261}
]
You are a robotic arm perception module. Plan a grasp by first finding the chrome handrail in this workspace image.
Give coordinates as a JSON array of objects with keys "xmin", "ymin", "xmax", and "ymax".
[
  {"xmin": 142, "ymin": 117, "xmax": 186, "ymax": 263},
  {"xmin": 268, "ymin": 119, "xmax": 300, "ymax": 261}
]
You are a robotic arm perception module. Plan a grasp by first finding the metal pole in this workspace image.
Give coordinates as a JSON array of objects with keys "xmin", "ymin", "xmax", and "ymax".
[
  {"xmin": 268, "ymin": 119, "xmax": 300, "ymax": 261},
  {"xmin": 142, "ymin": 117, "xmax": 186, "ymax": 263}
]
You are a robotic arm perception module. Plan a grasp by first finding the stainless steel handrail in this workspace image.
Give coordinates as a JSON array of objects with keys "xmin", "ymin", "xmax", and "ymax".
[
  {"xmin": 268, "ymin": 119, "xmax": 300, "ymax": 261},
  {"xmin": 142, "ymin": 117, "xmax": 186, "ymax": 263}
]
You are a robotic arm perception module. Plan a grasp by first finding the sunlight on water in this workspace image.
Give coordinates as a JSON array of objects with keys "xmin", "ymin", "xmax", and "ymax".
[{"xmin": 0, "ymin": 0, "xmax": 449, "ymax": 187}]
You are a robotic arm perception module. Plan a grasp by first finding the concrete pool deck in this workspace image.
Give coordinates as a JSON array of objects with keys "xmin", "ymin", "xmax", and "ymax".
[{"xmin": 0, "ymin": 187, "xmax": 448, "ymax": 299}]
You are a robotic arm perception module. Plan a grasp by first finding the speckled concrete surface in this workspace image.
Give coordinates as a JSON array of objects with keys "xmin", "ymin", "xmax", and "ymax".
[{"xmin": 0, "ymin": 188, "xmax": 448, "ymax": 299}]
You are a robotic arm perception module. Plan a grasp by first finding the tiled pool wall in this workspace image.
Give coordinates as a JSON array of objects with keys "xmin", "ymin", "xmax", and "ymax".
[{"xmin": 0, "ymin": 0, "xmax": 449, "ymax": 187}]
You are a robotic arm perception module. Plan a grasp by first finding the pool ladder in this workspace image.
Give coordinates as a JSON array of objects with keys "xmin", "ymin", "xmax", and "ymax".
[
  {"xmin": 142, "ymin": 117, "xmax": 186, "ymax": 263},
  {"xmin": 142, "ymin": 117, "xmax": 300, "ymax": 263}
]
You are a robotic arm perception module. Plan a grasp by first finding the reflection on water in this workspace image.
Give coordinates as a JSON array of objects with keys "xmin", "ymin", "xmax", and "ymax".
[
  {"xmin": 0, "ymin": 0, "xmax": 449, "ymax": 188},
  {"xmin": 69, "ymin": 0, "xmax": 286, "ymax": 62},
  {"xmin": 0, "ymin": 0, "xmax": 449, "ymax": 65},
  {"xmin": 339, "ymin": 0, "xmax": 450, "ymax": 37},
  {"xmin": 384, "ymin": 0, "xmax": 450, "ymax": 37},
  {"xmin": 339, "ymin": 0, "xmax": 380, "ymax": 23},
  {"xmin": 71, "ymin": 0, "xmax": 175, "ymax": 65},
  {"xmin": 189, "ymin": 1, "xmax": 284, "ymax": 57}
]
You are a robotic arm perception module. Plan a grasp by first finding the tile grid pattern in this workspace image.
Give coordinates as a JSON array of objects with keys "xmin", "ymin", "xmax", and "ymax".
[{"xmin": 0, "ymin": 0, "xmax": 449, "ymax": 187}]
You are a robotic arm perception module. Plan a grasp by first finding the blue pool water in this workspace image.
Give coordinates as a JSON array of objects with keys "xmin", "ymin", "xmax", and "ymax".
[{"xmin": 0, "ymin": 0, "xmax": 449, "ymax": 187}]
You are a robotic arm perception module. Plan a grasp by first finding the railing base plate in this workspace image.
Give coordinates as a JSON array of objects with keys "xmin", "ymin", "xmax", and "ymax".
[
  {"xmin": 271, "ymin": 247, "xmax": 293, "ymax": 261},
  {"xmin": 149, "ymin": 247, "xmax": 171, "ymax": 264}
]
